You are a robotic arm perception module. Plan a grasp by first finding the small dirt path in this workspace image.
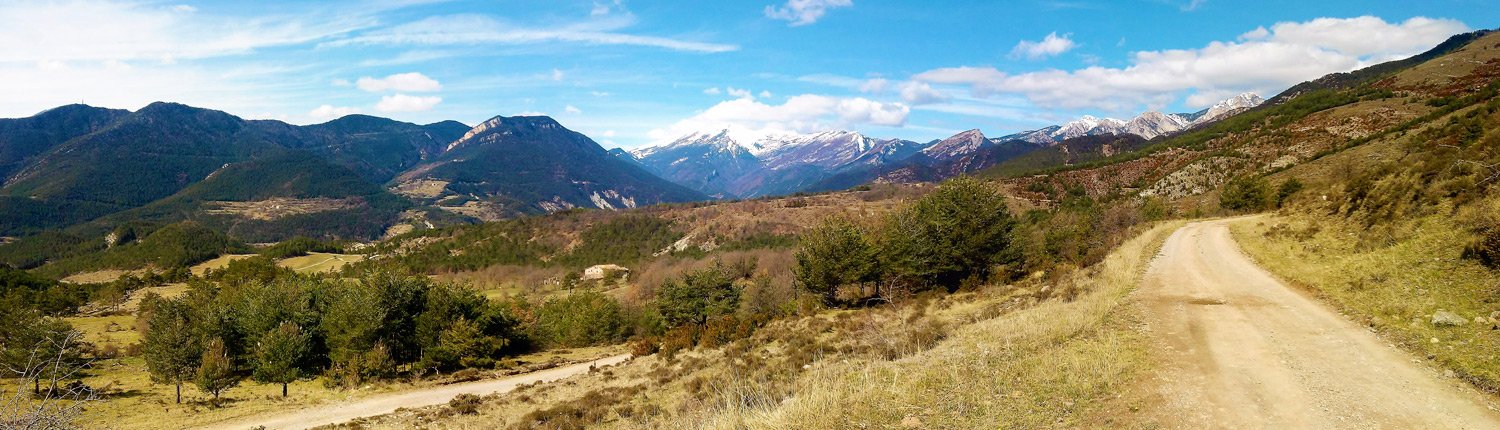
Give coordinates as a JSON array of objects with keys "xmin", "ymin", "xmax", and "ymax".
[
  {"xmin": 196, "ymin": 354, "xmax": 631, "ymax": 430},
  {"xmin": 1134, "ymin": 219, "xmax": 1500, "ymax": 428}
]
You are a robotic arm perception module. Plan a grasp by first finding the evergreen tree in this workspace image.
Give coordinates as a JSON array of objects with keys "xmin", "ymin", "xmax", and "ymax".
[
  {"xmin": 657, "ymin": 265, "xmax": 741, "ymax": 326},
  {"xmin": 141, "ymin": 298, "xmax": 200, "ymax": 403},
  {"xmin": 252, "ymin": 322, "xmax": 309, "ymax": 397},
  {"xmin": 195, "ymin": 337, "xmax": 240, "ymax": 401},
  {"xmin": 794, "ymin": 218, "xmax": 877, "ymax": 306},
  {"xmin": 880, "ymin": 176, "xmax": 1015, "ymax": 289}
]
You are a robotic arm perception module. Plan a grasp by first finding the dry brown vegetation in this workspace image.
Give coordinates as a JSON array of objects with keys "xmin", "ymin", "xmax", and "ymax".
[{"xmin": 323, "ymin": 221, "xmax": 1183, "ymax": 429}]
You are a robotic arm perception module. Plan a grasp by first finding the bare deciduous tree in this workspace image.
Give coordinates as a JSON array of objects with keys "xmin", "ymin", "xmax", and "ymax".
[{"xmin": 1, "ymin": 329, "xmax": 96, "ymax": 430}]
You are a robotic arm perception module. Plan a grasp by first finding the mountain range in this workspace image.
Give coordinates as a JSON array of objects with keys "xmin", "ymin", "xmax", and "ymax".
[
  {"xmin": 624, "ymin": 93, "xmax": 1264, "ymax": 198},
  {"xmin": 0, "ymin": 90, "xmax": 1261, "ymax": 248},
  {"xmin": 0, "ymin": 103, "xmax": 703, "ymax": 243}
]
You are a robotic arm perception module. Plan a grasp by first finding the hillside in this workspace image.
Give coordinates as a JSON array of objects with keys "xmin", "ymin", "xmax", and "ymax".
[{"xmin": 392, "ymin": 116, "xmax": 707, "ymax": 220}]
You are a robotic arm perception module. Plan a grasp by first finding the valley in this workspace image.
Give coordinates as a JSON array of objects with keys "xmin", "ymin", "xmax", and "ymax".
[{"xmin": 4, "ymin": 4, "xmax": 1500, "ymax": 430}]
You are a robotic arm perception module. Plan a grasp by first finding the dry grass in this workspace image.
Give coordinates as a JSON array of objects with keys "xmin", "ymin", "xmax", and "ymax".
[
  {"xmin": 191, "ymin": 254, "xmax": 257, "ymax": 276},
  {"xmin": 341, "ymin": 221, "xmax": 1183, "ymax": 429},
  {"xmin": 279, "ymin": 252, "xmax": 365, "ymax": 274},
  {"xmin": 70, "ymin": 343, "xmax": 621, "ymax": 430},
  {"xmin": 1231, "ymin": 209, "xmax": 1500, "ymax": 393},
  {"xmin": 671, "ymin": 221, "xmax": 1181, "ymax": 429}
]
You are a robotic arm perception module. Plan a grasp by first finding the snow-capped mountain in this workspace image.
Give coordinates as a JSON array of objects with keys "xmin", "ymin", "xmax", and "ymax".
[
  {"xmin": 1192, "ymin": 92, "xmax": 1266, "ymax": 124},
  {"xmin": 994, "ymin": 92, "xmax": 1265, "ymax": 145},
  {"xmin": 1051, "ymin": 116, "xmax": 1129, "ymax": 141},
  {"xmin": 920, "ymin": 129, "xmax": 991, "ymax": 159},
  {"xmin": 1124, "ymin": 111, "xmax": 1192, "ymax": 139},
  {"xmin": 629, "ymin": 129, "xmax": 930, "ymax": 198}
]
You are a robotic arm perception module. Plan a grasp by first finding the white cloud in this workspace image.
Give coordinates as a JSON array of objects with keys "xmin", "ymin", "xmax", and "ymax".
[
  {"xmin": 764, "ymin": 0, "xmax": 853, "ymax": 26},
  {"xmin": 375, "ymin": 94, "xmax": 442, "ymax": 112},
  {"xmin": 0, "ymin": 0, "xmax": 367, "ymax": 63},
  {"xmin": 356, "ymin": 72, "xmax": 442, "ymax": 92},
  {"xmin": 1010, "ymin": 32, "xmax": 1077, "ymax": 60},
  {"xmin": 759, "ymin": 90, "xmax": 773, "ymax": 98},
  {"xmin": 703, "ymin": 87, "xmax": 722, "ymax": 95},
  {"xmin": 647, "ymin": 94, "xmax": 908, "ymax": 144},
  {"xmin": 308, "ymin": 104, "xmax": 360, "ymax": 120},
  {"xmin": 916, "ymin": 16, "xmax": 1468, "ymax": 111},
  {"xmin": 514, "ymin": 110, "xmax": 547, "ymax": 116},
  {"xmin": 591, "ymin": 0, "xmax": 624, "ymax": 16},
  {"xmin": 551, "ymin": 68, "xmax": 565, "ymax": 81},
  {"xmin": 1243, "ymin": 16, "xmax": 1465, "ymax": 59},
  {"xmin": 898, "ymin": 81, "xmax": 948, "ymax": 105},
  {"xmin": 326, "ymin": 14, "xmax": 737, "ymax": 53},
  {"xmin": 565, "ymin": 104, "xmax": 582, "ymax": 114},
  {"xmin": 726, "ymin": 87, "xmax": 754, "ymax": 99},
  {"xmin": 601, "ymin": 130, "xmax": 617, "ymax": 137},
  {"xmin": 591, "ymin": 91, "xmax": 612, "ymax": 97},
  {"xmin": 859, "ymin": 78, "xmax": 890, "ymax": 93}
]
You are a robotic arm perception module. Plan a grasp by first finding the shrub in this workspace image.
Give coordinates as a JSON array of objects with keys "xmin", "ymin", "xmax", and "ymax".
[
  {"xmin": 1277, "ymin": 179, "xmax": 1305, "ymax": 207},
  {"xmin": 534, "ymin": 292, "xmax": 626, "ymax": 348},
  {"xmin": 793, "ymin": 218, "xmax": 877, "ymax": 306},
  {"xmin": 656, "ymin": 265, "xmax": 741, "ymax": 327},
  {"xmin": 1220, "ymin": 176, "xmax": 1274, "ymax": 212},
  {"xmin": 628, "ymin": 336, "xmax": 661, "ymax": 356},
  {"xmin": 449, "ymin": 393, "xmax": 483, "ymax": 415},
  {"xmin": 1464, "ymin": 228, "xmax": 1500, "ymax": 270},
  {"xmin": 879, "ymin": 176, "xmax": 1016, "ymax": 290}
]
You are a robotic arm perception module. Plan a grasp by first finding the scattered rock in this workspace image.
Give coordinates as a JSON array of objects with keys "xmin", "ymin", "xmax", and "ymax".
[
  {"xmin": 1432, "ymin": 310, "xmax": 1466, "ymax": 327},
  {"xmin": 1476, "ymin": 316, "xmax": 1489, "ymax": 325},
  {"xmin": 1444, "ymin": 369, "xmax": 1457, "ymax": 378},
  {"xmin": 901, "ymin": 415, "xmax": 923, "ymax": 428}
]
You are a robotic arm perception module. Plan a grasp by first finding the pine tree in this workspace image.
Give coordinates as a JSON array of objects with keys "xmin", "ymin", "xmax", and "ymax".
[
  {"xmin": 195, "ymin": 337, "xmax": 239, "ymax": 401},
  {"xmin": 252, "ymin": 322, "xmax": 309, "ymax": 397},
  {"xmin": 794, "ymin": 218, "xmax": 877, "ymax": 306},
  {"xmin": 141, "ymin": 298, "xmax": 200, "ymax": 404}
]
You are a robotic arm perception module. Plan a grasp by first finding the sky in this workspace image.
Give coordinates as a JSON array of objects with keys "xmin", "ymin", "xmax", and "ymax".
[{"xmin": 0, "ymin": 0, "xmax": 1495, "ymax": 149}]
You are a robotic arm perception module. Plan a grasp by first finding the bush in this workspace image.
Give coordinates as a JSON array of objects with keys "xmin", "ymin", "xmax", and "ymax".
[
  {"xmin": 879, "ymin": 176, "xmax": 1016, "ymax": 290},
  {"xmin": 1220, "ymin": 176, "xmax": 1274, "ymax": 212},
  {"xmin": 1277, "ymin": 179, "xmax": 1305, "ymax": 208},
  {"xmin": 656, "ymin": 265, "xmax": 741, "ymax": 327},
  {"xmin": 628, "ymin": 336, "xmax": 661, "ymax": 356},
  {"xmin": 534, "ymin": 292, "xmax": 626, "ymax": 348},
  {"xmin": 449, "ymin": 393, "xmax": 483, "ymax": 415},
  {"xmin": 1464, "ymin": 228, "xmax": 1500, "ymax": 270},
  {"xmin": 794, "ymin": 218, "xmax": 877, "ymax": 306}
]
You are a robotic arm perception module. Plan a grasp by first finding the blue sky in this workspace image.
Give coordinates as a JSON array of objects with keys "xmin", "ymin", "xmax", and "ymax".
[{"xmin": 0, "ymin": 0, "xmax": 1494, "ymax": 148}]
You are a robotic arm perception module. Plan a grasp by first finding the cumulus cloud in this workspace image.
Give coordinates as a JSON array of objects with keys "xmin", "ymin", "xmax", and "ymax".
[
  {"xmin": 565, "ymin": 104, "xmax": 582, "ymax": 114},
  {"xmin": 308, "ymin": 104, "xmax": 360, "ymax": 120},
  {"xmin": 764, "ymin": 0, "xmax": 853, "ymax": 26},
  {"xmin": 375, "ymin": 94, "xmax": 442, "ymax": 112},
  {"xmin": 898, "ymin": 81, "xmax": 949, "ymax": 105},
  {"xmin": 356, "ymin": 72, "xmax": 441, "ymax": 92},
  {"xmin": 859, "ymin": 78, "xmax": 890, "ymax": 93},
  {"xmin": 1009, "ymin": 32, "xmax": 1077, "ymax": 60},
  {"xmin": 916, "ymin": 16, "xmax": 1468, "ymax": 111},
  {"xmin": 648, "ymin": 94, "xmax": 908, "ymax": 144}
]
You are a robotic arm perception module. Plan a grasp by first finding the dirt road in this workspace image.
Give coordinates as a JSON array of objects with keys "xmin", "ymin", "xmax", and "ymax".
[
  {"xmin": 197, "ymin": 354, "xmax": 631, "ymax": 430},
  {"xmin": 1136, "ymin": 220, "xmax": 1500, "ymax": 428}
]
